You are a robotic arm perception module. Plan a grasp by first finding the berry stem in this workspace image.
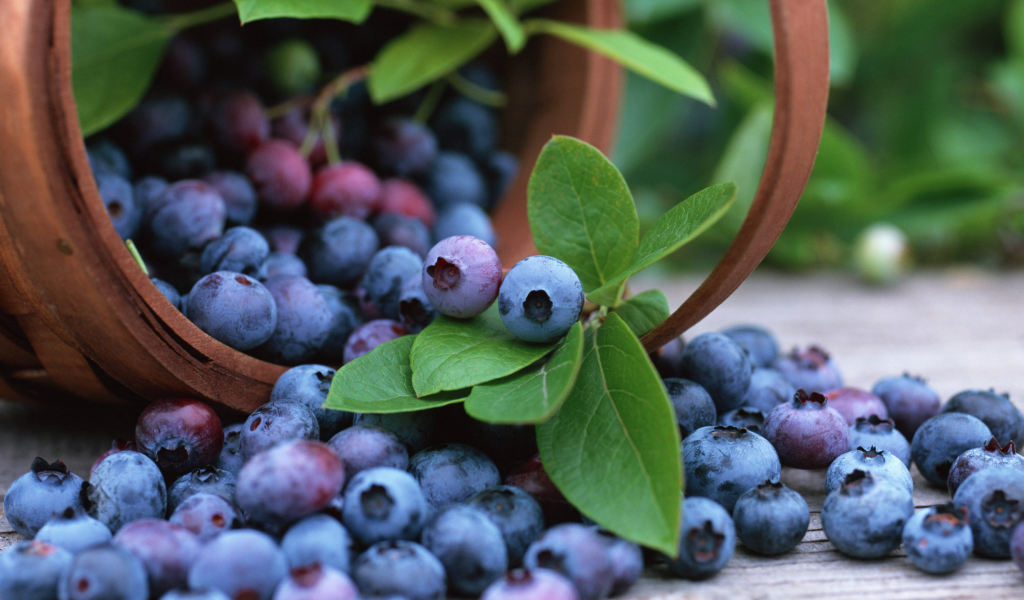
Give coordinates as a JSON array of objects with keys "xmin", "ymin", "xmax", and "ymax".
[
  {"xmin": 446, "ymin": 72, "xmax": 507, "ymax": 107},
  {"xmin": 126, "ymin": 239, "xmax": 149, "ymax": 276},
  {"xmin": 297, "ymin": 65, "xmax": 370, "ymax": 159},
  {"xmin": 414, "ymin": 80, "xmax": 447, "ymax": 123},
  {"xmin": 163, "ymin": 2, "xmax": 237, "ymax": 32}
]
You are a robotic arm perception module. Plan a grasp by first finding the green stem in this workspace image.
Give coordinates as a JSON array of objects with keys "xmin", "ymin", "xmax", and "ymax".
[
  {"xmin": 376, "ymin": 0, "xmax": 458, "ymax": 25},
  {"xmin": 126, "ymin": 240, "xmax": 149, "ymax": 276},
  {"xmin": 414, "ymin": 80, "xmax": 447, "ymax": 123},
  {"xmin": 322, "ymin": 114, "xmax": 342, "ymax": 165},
  {"xmin": 447, "ymin": 72, "xmax": 506, "ymax": 107},
  {"xmin": 164, "ymin": 2, "xmax": 237, "ymax": 32}
]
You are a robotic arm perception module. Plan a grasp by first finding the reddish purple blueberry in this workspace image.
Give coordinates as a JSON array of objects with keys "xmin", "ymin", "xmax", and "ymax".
[
  {"xmin": 480, "ymin": 568, "xmax": 580, "ymax": 600},
  {"xmin": 113, "ymin": 519, "xmax": 202, "ymax": 597},
  {"xmin": 273, "ymin": 564, "xmax": 358, "ymax": 600},
  {"xmin": 309, "ymin": 162, "xmax": 382, "ymax": 220},
  {"xmin": 378, "ymin": 178, "xmax": 435, "ymax": 227},
  {"xmin": 343, "ymin": 319, "xmax": 408, "ymax": 363},
  {"xmin": 823, "ymin": 387, "xmax": 889, "ymax": 425},
  {"xmin": 422, "ymin": 236, "xmax": 502, "ymax": 319},
  {"xmin": 947, "ymin": 437, "xmax": 1024, "ymax": 497},
  {"xmin": 135, "ymin": 398, "xmax": 224, "ymax": 479},
  {"xmin": 246, "ymin": 140, "xmax": 312, "ymax": 212},
  {"xmin": 771, "ymin": 346, "xmax": 843, "ymax": 394},
  {"xmin": 169, "ymin": 492, "xmax": 242, "ymax": 543},
  {"xmin": 763, "ymin": 389, "xmax": 850, "ymax": 470}
]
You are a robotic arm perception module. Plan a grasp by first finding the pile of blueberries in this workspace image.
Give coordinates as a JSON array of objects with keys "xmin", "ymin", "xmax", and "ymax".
[{"xmin": 86, "ymin": 14, "xmax": 517, "ymax": 365}]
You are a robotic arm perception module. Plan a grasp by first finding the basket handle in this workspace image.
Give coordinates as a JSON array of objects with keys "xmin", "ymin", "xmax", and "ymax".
[{"xmin": 640, "ymin": 0, "xmax": 831, "ymax": 353}]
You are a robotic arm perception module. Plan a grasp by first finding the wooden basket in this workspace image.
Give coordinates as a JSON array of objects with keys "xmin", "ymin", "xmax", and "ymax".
[{"xmin": 0, "ymin": 0, "xmax": 828, "ymax": 413}]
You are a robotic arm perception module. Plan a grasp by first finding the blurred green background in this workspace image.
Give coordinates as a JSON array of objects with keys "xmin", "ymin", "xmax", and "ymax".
[{"xmin": 617, "ymin": 0, "xmax": 1024, "ymax": 277}]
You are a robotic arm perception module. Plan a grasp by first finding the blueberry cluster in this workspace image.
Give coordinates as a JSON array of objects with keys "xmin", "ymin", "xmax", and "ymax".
[{"xmin": 86, "ymin": 16, "xmax": 520, "ymax": 365}]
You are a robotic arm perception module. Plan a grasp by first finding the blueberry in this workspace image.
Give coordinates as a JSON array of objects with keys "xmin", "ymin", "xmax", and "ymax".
[
  {"xmin": 188, "ymin": 530, "xmax": 287, "ymax": 600},
  {"xmin": 662, "ymin": 378, "xmax": 716, "ymax": 439},
  {"xmin": 150, "ymin": 277, "xmax": 181, "ymax": 310},
  {"xmin": 716, "ymin": 407, "xmax": 766, "ymax": 435},
  {"xmin": 410, "ymin": 443, "xmax": 501, "ymax": 509},
  {"xmin": 353, "ymin": 411, "xmax": 435, "ymax": 454},
  {"xmin": 95, "ymin": 173, "xmax": 138, "ymax": 239},
  {"xmin": 433, "ymin": 203, "xmax": 497, "ymax": 247},
  {"xmin": 849, "ymin": 415, "xmax": 911, "ymax": 468},
  {"xmin": 480, "ymin": 569, "xmax": 579, "ymax": 600},
  {"xmin": 424, "ymin": 152, "xmax": 488, "ymax": 209},
  {"xmin": 90, "ymin": 439, "xmax": 138, "ymax": 479},
  {"xmin": 821, "ymin": 470, "xmax": 914, "ymax": 559},
  {"xmin": 373, "ymin": 119, "xmax": 438, "ymax": 177},
  {"xmin": 273, "ymin": 565, "xmax": 358, "ymax": 600},
  {"xmin": 241, "ymin": 400, "xmax": 320, "ymax": 461},
  {"xmin": 422, "ymin": 505, "xmax": 508, "ymax": 595},
  {"xmin": 119, "ymin": 95, "xmax": 192, "ymax": 155},
  {"xmin": 952, "ymin": 466, "xmax": 1024, "ymax": 557},
  {"xmin": 911, "ymin": 412, "xmax": 992, "ymax": 487},
  {"xmin": 721, "ymin": 324, "xmax": 778, "ymax": 368},
  {"xmin": 272, "ymin": 364, "xmax": 351, "ymax": 440},
  {"xmin": 650, "ymin": 336, "xmax": 685, "ymax": 379},
  {"xmin": 0, "ymin": 541, "xmax": 73, "ymax": 600},
  {"xmin": 680, "ymin": 332, "xmax": 754, "ymax": 413},
  {"xmin": 948, "ymin": 437, "xmax": 1024, "ymax": 497},
  {"xmin": 666, "ymin": 496, "xmax": 735, "ymax": 581},
  {"xmin": 397, "ymin": 276, "xmax": 438, "ymax": 334},
  {"xmin": 142, "ymin": 137, "xmax": 215, "ymax": 180},
  {"xmin": 300, "ymin": 217, "xmax": 380, "ymax": 287},
  {"xmin": 432, "ymin": 98, "xmax": 498, "ymax": 159},
  {"xmin": 309, "ymin": 162, "xmax": 382, "ymax": 220},
  {"xmin": 823, "ymin": 388, "xmax": 889, "ymax": 425},
  {"xmin": 942, "ymin": 388, "xmax": 1024, "ymax": 448},
  {"xmin": 36, "ymin": 508, "xmax": 112, "ymax": 554},
  {"xmin": 237, "ymin": 440, "xmax": 345, "ymax": 530},
  {"xmin": 113, "ymin": 519, "xmax": 202, "ymax": 597},
  {"xmin": 246, "ymin": 140, "xmax": 312, "ymax": 212},
  {"xmin": 422, "ymin": 236, "xmax": 502, "ymax": 319},
  {"xmin": 167, "ymin": 466, "xmax": 236, "ymax": 514},
  {"xmin": 59, "ymin": 544, "xmax": 148, "ymax": 600},
  {"xmin": 1012, "ymin": 521, "xmax": 1024, "ymax": 573},
  {"xmin": 168, "ymin": 493, "xmax": 241, "ymax": 543},
  {"xmin": 316, "ymin": 285, "xmax": 363, "ymax": 363},
  {"xmin": 4, "ymin": 458, "xmax": 85, "ymax": 538},
  {"xmin": 214, "ymin": 424, "xmax": 245, "ymax": 475},
  {"xmin": 497, "ymin": 256, "xmax": 584, "ymax": 343},
  {"xmin": 373, "ymin": 213, "xmax": 432, "ymax": 258},
  {"xmin": 591, "ymin": 529, "xmax": 642, "ymax": 596},
  {"xmin": 363, "ymin": 247, "xmax": 425, "ymax": 320},
  {"xmin": 199, "ymin": 227, "xmax": 270, "ymax": 276},
  {"xmin": 341, "ymin": 467, "xmax": 428, "ymax": 545},
  {"xmin": 186, "ymin": 272, "xmax": 278, "ymax": 351},
  {"xmin": 326, "ymin": 425, "xmax": 409, "ymax": 479},
  {"xmin": 281, "ymin": 514, "xmax": 353, "ymax": 574},
  {"xmin": 483, "ymin": 150, "xmax": 518, "ymax": 206},
  {"xmin": 83, "ymin": 452, "xmax": 166, "ymax": 533},
  {"xmin": 731, "ymin": 480, "xmax": 809, "ymax": 556},
  {"xmin": 468, "ymin": 486, "xmax": 545, "ymax": 568},
  {"xmin": 256, "ymin": 276, "xmax": 333, "ymax": 365},
  {"xmin": 771, "ymin": 346, "xmax": 843, "ymax": 394},
  {"xmin": 740, "ymin": 368, "xmax": 795, "ymax": 415},
  {"xmin": 145, "ymin": 180, "xmax": 226, "ymax": 259},
  {"xmin": 135, "ymin": 398, "xmax": 224, "ymax": 479},
  {"xmin": 825, "ymin": 447, "xmax": 913, "ymax": 496},
  {"xmin": 203, "ymin": 171, "xmax": 258, "ymax": 226},
  {"xmin": 763, "ymin": 389, "xmax": 850, "ymax": 470},
  {"xmin": 87, "ymin": 139, "xmax": 131, "ymax": 178},
  {"xmin": 160, "ymin": 590, "xmax": 230, "ymax": 600},
  {"xmin": 682, "ymin": 426, "xmax": 781, "ymax": 512},
  {"xmin": 133, "ymin": 176, "xmax": 168, "ymax": 217},
  {"xmin": 207, "ymin": 90, "xmax": 269, "ymax": 154},
  {"xmin": 258, "ymin": 252, "xmax": 308, "ymax": 281},
  {"xmin": 902, "ymin": 504, "xmax": 973, "ymax": 574},
  {"xmin": 524, "ymin": 524, "xmax": 614, "ymax": 600},
  {"xmin": 342, "ymin": 319, "xmax": 409, "ymax": 363},
  {"xmin": 271, "ymin": 109, "xmax": 335, "ymax": 168},
  {"xmin": 263, "ymin": 225, "xmax": 305, "ymax": 255},
  {"xmin": 352, "ymin": 541, "xmax": 446, "ymax": 600},
  {"xmin": 378, "ymin": 179, "xmax": 436, "ymax": 227}
]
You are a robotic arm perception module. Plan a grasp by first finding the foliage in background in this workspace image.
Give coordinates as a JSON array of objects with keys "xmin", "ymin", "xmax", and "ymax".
[{"xmin": 618, "ymin": 0, "xmax": 1024, "ymax": 272}]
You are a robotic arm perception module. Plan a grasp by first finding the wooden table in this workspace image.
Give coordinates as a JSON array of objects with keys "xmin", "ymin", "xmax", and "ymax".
[{"xmin": 3, "ymin": 269, "xmax": 1023, "ymax": 598}]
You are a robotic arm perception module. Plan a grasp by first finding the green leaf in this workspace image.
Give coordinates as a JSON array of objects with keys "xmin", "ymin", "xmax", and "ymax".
[
  {"xmin": 610, "ymin": 290, "xmax": 669, "ymax": 337},
  {"xmin": 368, "ymin": 19, "xmax": 498, "ymax": 103},
  {"xmin": 624, "ymin": 0, "xmax": 701, "ymax": 25},
  {"xmin": 232, "ymin": 0, "xmax": 373, "ymax": 24},
  {"xmin": 72, "ymin": 6, "xmax": 172, "ymax": 136},
  {"xmin": 476, "ymin": 0, "xmax": 526, "ymax": 52},
  {"xmin": 324, "ymin": 336, "xmax": 468, "ymax": 413},
  {"xmin": 527, "ymin": 136, "xmax": 639, "ymax": 297},
  {"xmin": 588, "ymin": 183, "xmax": 737, "ymax": 305},
  {"xmin": 509, "ymin": 0, "xmax": 557, "ymax": 14},
  {"xmin": 523, "ymin": 19, "xmax": 713, "ymax": 105},
  {"xmin": 537, "ymin": 312, "xmax": 682, "ymax": 555},
  {"xmin": 464, "ymin": 322, "xmax": 584, "ymax": 424},
  {"xmin": 410, "ymin": 303, "xmax": 557, "ymax": 397}
]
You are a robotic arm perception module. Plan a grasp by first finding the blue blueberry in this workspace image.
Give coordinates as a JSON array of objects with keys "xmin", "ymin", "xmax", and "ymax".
[
  {"xmin": 167, "ymin": 466, "xmax": 236, "ymax": 514},
  {"xmin": 0, "ymin": 541, "xmax": 73, "ymax": 600},
  {"xmin": 524, "ymin": 524, "xmax": 614, "ymax": 600},
  {"xmin": 59, "ymin": 544, "xmax": 148, "ymax": 600},
  {"xmin": 363, "ymin": 247, "xmax": 425, "ymax": 320},
  {"xmin": 666, "ymin": 496, "xmax": 736, "ymax": 580},
  {"xmin": 352, "ymin": 541, "xmax": 446, "ymax": 600},
  {"xmin": 849, "ymin": 415, "xmax": 911, "ymax": 468},
  {"xmin": 731, "ymin": 480, "xmax": 809, "ymax": 556},
  {"xmin": 717, "ymin": 407, "xmax": 766, "ymax": 435},
  {"xmin": 4, "ymin": 458, "xmax": 85, "ymax": 538},
  {"xmin": 143, "ymin": 137, "xmax": 215, "ymax": 180},
  {"xmin": 354, "ymin": 411, "xmax": 435, "ymax": 454},
  {"xmin": 952, "ymin": 466, "xmax": 1024, "ymax": 558},
  {"xmin": 316, "ymin": 285, "xmax": 363, "ymax": 363},
  {"xmin": 113, "ymin": 519, "xmax": 202, "ymax": 597},
  {"xmin": 942, "ymin": 388, "xmax": 1024, "ymax": 448},
  {"xmin": 372, "ymin": 118, "xmax": 438, "ymax": 177},
  {"xmin": 35, "ymin": 508, "xmax": 112, "ymax": 554},
  {"xmin": 341, "ymin": 467, "xmax": 428, "ymax": 545},
  {"xmin": 410, "ymin": 444, "xmax": 501, "ymax": 509},
  {"xmin": 422, "ymin": 505, "xmax": 508, "ymax": 595},
  {"xmin": 326, "ymin": 425, "xmax": 409, "ymax": 479},
  {"xmin": 160, "ymin": 590, "xmax": 230, "ymax": 600},
  {"xmin": 680, "ymin": 332, "xmax": 754, "ymax": 413},
  {"xmin": 241, "ymin": 400, "xmax": 320, "ymax": 461},
  {"xmin": 281, "ymin": 514, "xmax": 353, "ymax": 574},
  {"xmin": 214, "ymin": 424, "xmax": 245, "ymax": 475},
  {"xmin": 468, "ymin": 486, "xmax": 545, "ymax": 568},
  {"xmin": 424, "ymin": 152, "xmax": 487, "ymax": 209},
  {"xmin": 872, "ymin": 374, "xmax": 941, "ymax": 438},
  {"xmin": 168, "ymin": 493, "xmax": 241, "ymax": 543},
  {"xmin": 433, "ymin": 203, "xmax": 497, "ymax": 248},
  {"xmin": 739, "ymin": 368, "xmax": 795, "ymax": 415},
  {"xmin": 651, "ymin": 336, "xmax": 686, "ymax": 379},
  {"xmin": 902, "ymin": 504, "xmax": 973, "ymax": 574},
  {"xmin": 132, "ymin": 176, "xmax": 168, "ymax": 216},
  {"xmin": 186, "ymin": 272, "xmax": 277, "ymax": 351},
  {"xmin": 911, "ymin": 412, "xmax": 992, "ymax": 487},
  {"xmin": 825, "ymin": 447, "xmax": 913, "ymax": 496},
  {"xmin": 721, "ymin": 324, "xmax": 778, "ymax": 368},
  {"xmin": 300, "ymin": 217, "xmax": 380, "ymax": 287},
  {"xmin": 771, "ymin": 346, "xmax": 843, "ymax": 394},
  {"xmin": 87, "ymin": 139, "xmax": 131, "ymax": 178},
  {"xmin": 498, "ymin": 256, "xmax": 584, "ymax": 343},
  {"xmin": 374, "ymin": 213, "xmax": 433, "ymax": 258},
  {"xmin": 262, "ymin": 225, "xmax": 305, "ymax": 255},
  {"xmin": 83, "ymin": 451, "xmax": 166, "ymax": 533},
  {"xmin": 273, "ymin": 564, "xmax": 358, "ymax": 600},
  {"xmin": 257, "ymin": 252, "xmax": 308, "ymax": 281},
  {"xmin": 188, "ymin": 530, "xmax": 287, "ymax": 600},
  {"xmin": 96, "ymin": 173, "xmax": 139, "ymax": 239},
  {"xmin": 145, "ymin": 180, "xmax": 226, "ymax": 260},
  {"xmin": 199, "ymin": 227, "xmax": 270, "ymax": 276},
  {"xmin": 256, "ymin": 276, "xmax": 333, "ymax": 365},
  {"xmin": 682, "ymin": 426, "xmax": 781, "ymax": 512},
  {"xmin": 150, "ymin": 277, "xmax": 181, "ymax": 311},
  {"xmin": 480, "ymin": 568, "xmax": 579, "ymax": 600},
  {"xmin": 432, "ymin": 98, "xmax": 498, "ymax": 159},
  {"xmin": 662, "ymin": 378, "xmax": 715, "ymax": 440},
  {"xmin": 592, "ymin": 529, "xmax": 642, "ymax": 596},
  {"xmin": 397, "ymin": 275, "xmax": 437, "ymax": 334},
  {"xmin": 821, "ymin": 470, "xmax": 914, "ymax": 559},
  {"xmin": 422, "ymin": 235, "xmax": 502, "ymax": 319},
  {"xmin": 483, "ymin": 150, "xmax": 518, "ymax": 207},
  {"xmin": 272, "ymin": 364, "xmax": 351, "ymax": 440},
  {"xmin": 948, "ymin": 437, "xmax": 1024, "ymax": 497},
  {"xmin": 204, "ymin": 170, "xmax": 258, "ymax": 226},
  {"xmin": 119, "ymin": 95, "xmax": 192, "ymax": 154}
]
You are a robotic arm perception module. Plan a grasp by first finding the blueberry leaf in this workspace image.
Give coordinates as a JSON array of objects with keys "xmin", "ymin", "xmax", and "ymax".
[
  {"xmin": 610, "ymin": 290, "xmax": 670, "ymax": 337},
  {"xmin": 523, "ymin": 19, "xmax": 714, "ymax": 105},
  {"xmin": 464, "ymin": 322, "xmax": 584, "ymax": 424},
  {"xmin": 588, "ymin": 182, "xmax": 737, "ymax": 305},
  {"xmin": 368, "ymin": 19, "xmax": 499, "ymax": 104},
  {"xmin": 411, "ymin": 303, "xmax": 557, "ymax": 396},
  {"xmin": 476, "ymin": 0, "xmax": 526, "ymax": 53},
  {"xmin": 72, "ymin": 5, "xmax": 173, "ymax": 137},
  {"xmin": 528, "ymin": 136, "xmax": 640, "ymax": 296},
  {"xmin": 232, "ymin": 0, "xmax": 373, "ymax": 24},
  {"xmin": 324, "ymin": 336, "xmax": 469, "ymax": 413},
  {"xmin": 537, "ymin": 312, "xmax": 682, "ymax": 556}
]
